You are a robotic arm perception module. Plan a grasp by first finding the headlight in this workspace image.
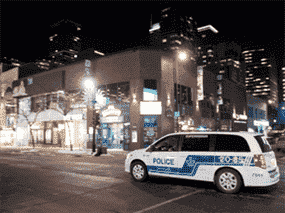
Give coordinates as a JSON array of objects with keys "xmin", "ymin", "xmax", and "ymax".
[{"xmin": 126, "ymin": 154, "xmax": 133, "ymax": 159}]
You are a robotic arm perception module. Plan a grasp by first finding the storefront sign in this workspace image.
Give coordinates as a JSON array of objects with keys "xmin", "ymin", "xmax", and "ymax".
[
  {"xmin": 102, "ymin": 105, "xmax": 121, "ymax": 117},
  {"xmin": 65, "ymin": 114, "xmax": 82, "ymax": 120},
  {"xmin": 85, "ymin": 60, "xmax": 91, "ymax": 67},
  {"xmin": 140, "ymin": 101, "xmax": 162, "ymax": 115},
  {"xmin": 254, "ymin": 120, "xmax": 269, "ymax": 126},
  {"xmin": 101, "ymin": 116, "xmax": 124, "ymax": 123},
  {"xmin": 234, "ymin": 114, "xmax": 247, "ymax": 120},
  {"xmin": 13, "ymin": 81, "xmax": 27, "ymax": 97},
  {"xmin": 234, "ymin": 120, "xmax": 247, "ymax": 123}
]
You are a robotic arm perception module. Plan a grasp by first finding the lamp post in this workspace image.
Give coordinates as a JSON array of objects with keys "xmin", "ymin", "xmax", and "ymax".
[
  {"xmin": 83, "ymin": 78, "xmax": 97, "ymax": 154},
  {"xmin": 173, "ymin": 49, "xmax": 190, "ymax": 132}
]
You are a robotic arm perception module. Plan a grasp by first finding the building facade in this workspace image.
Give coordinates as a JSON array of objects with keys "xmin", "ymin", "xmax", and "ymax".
[
  {"xmin": 0, "ymin": 67, "xmax": 19, "ymax": 146},
  {"xmin": 4, "ymin": 48, "xmax": 203, "ymax": 151}
]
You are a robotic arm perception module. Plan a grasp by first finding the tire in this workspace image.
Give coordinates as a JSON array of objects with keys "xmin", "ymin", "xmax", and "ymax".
[
  {"xmin": 215, "ymin": 168, "xmax": 242, "ymax": 194},
  {"xmin": 131, "ymin": 161, "xmax": 148, "ymax": 182}
]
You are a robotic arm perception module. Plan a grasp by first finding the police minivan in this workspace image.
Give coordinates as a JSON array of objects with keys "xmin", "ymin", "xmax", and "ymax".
[{"xmin": 125, "ymin": 132, "xmax": 280, "ymax": 193}]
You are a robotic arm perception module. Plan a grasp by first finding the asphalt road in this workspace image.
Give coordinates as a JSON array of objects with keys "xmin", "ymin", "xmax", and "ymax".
[{"xmin": 0, "ymin": 150, "xmax": 285, "ymax": 213}]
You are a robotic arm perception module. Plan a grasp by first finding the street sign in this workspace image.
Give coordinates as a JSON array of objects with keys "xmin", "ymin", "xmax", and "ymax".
[{"xmin": 174, "ymin": 111, "xmax": 180, "ymax": 117}]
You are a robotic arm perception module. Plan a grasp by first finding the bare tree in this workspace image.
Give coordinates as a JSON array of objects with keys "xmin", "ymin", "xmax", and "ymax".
[
  {"xmin": 17, "ymin": 97, "xmax": 43, "ymax": 148},
  {"xmin": 50, "ymin": 90, "xmax": 85, "ymax": 151}
]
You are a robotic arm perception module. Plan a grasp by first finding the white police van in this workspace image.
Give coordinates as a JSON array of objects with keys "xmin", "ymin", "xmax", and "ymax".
[{"xmin": 125, "ymin": 132, "xmax": 280, "ymax": 194}]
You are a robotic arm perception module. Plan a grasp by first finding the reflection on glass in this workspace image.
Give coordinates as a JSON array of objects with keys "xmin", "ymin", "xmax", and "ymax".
[{"xmin": 45, "ymin": 129, "xmax": 52, "ymax": 144}]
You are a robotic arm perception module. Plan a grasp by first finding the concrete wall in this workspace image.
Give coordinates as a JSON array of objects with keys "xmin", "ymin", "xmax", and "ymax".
[{"xmin": 93, "ymin": 51, "xmax": 141, "ymax": 86}]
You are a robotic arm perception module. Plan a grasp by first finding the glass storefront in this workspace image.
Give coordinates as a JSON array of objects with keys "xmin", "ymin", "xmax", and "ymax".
[
  {"xmin": 31, "ymin": 121, "xmax": 65, "ymax": 146},
  {"xmin": 96, "ymin": 82, "xmax": 130, "ymax": 150},
  {"xmin": 143, "ymin": 115, "xmax": 158, "ymax": 148}
]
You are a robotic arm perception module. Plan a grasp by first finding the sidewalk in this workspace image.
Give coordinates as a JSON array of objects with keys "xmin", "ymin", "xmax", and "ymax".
[{"xmin": 0, "ymin": 145, "xmax": 130, "ymax": 157}]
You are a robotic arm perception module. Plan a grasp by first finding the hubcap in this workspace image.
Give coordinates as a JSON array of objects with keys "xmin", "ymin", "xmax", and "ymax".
[
  {"xmin": 219, "ymin": 172, "xmax": 237, "ymax": 191},
  {"xmin": 133, "ymin": 164, "xmax": 144, "ymax": 180}
]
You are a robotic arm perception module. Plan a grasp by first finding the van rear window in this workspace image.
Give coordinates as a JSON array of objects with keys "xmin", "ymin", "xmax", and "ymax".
[{"xmin": 254, "ymin": 135, "xmax": 272, "ymax": 152}]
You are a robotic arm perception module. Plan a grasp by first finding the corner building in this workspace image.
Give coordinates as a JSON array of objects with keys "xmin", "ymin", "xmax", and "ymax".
[{"xmin": 10, "ymin": 48, "xmax": 200, "ymax": 151}]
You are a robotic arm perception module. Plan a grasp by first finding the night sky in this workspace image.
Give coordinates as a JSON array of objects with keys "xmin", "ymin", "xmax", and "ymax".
[{"xmin": 1, "ymin": 1, "xmax": 284, "ymax": 69}]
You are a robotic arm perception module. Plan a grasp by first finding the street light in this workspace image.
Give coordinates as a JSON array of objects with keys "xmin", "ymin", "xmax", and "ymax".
[{"xmin": 82, "ymin": 77, "xmax": 97, "ymax": 154}]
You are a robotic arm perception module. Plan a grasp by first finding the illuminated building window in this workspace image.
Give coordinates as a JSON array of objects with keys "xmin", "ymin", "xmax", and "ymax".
[
  {"xmin": 202, "ymin": 35, "xmax": 206, "ymax": 38},
  {"xmin": 162, "ymin": 39, "xmax": 167, "ymax": 43},
  {"xmin": 203, "ymin": 60, "xmax": 206, "ymax": 63},
  {"xmin": 219, "ymin": 70, "xmax": 225, "ymax": 73},
  {"xmin": 266, "ymin": 77, "xmax": 269, "ymax": 79},
  {"xmin": 202, "ymin": 55, "xmax": 206, "ymax": 58},
  {"xmin": 207, "ymin": 49, "xmax": 213, "ymax": 52},
  {"xmin": 245, "ymin": 81, "xmax": 249, "ymax": 83},
  {"xmin": 268, "ymin": 65, "xmax": 271, "ymax": 67},
  {"xmin": 254, "ymin": 66, "xmax": 258, "ymax": 68},
  {"xmin": 208, "ymin": 62, "xmax": 211, "ymax": 64},
  {"xmin": 249, "ymin": 74, "xmax": 253, "ymax": 76},
  {"xmin": 198, "ymin": 47, "xmax": 201, "ymax": 50},
  {"xmin": 246, "ymin": 71, "xmax": 250, "ymax": 73},
  {"xmin": 246, "ymin": 84, "xmax": 249, "ymax": 86},
  {"xmin": 283, "ymin": 79, "xmax": 285, "ymax": 82},
  {"xmin": 283, "ymin": 87, "xmax": 285, "ymax": 89}
]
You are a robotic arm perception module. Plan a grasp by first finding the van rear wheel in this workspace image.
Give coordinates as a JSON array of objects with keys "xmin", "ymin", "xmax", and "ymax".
[{"xmin": 215, "ymin": 168, "xmax": 242, "ymax": 194}]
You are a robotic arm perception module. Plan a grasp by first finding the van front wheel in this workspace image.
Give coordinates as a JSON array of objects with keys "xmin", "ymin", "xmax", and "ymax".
[
  {"xmin": 131, "ymin": 162, "xmax": 148, "ymax": 182},
  {"xmin": 215, "ymin": 168, "xmax": 242, "ymax": 194}
]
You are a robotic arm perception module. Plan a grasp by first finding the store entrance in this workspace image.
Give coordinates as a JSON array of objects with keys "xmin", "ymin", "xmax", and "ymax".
[{"xmin": 101, "ymin": 123, "xmax": 124, "ymax": 149}]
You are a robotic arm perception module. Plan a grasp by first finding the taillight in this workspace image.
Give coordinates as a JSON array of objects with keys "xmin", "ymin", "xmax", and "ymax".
[{"xmin": 254, "ymin": 154, "xmax": 267, "ymax": 169}]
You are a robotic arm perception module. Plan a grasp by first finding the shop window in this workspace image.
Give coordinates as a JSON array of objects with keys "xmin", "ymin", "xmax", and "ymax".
[
  {"xmin": 144, "ymin": 79, "xmax": 157, "ymax": 101},
  {"xmin": 33, "ymin": 95, "xmax": 46, "ymax": 112}
]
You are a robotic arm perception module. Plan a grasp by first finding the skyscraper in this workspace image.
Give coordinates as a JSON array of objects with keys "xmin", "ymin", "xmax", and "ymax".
[
  {"xmin": 48, "ymin": 19, "xmax": 82, "ymax": 65},
  {"xmin": 241, "ymin": 48, "xmax": 278, "ymax": 105},
  {"xmin": 149, "ymin": 7, "xmax": 199, "ymax": 55}
]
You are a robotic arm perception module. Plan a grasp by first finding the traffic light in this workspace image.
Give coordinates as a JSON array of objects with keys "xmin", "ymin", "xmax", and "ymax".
[{"xmin": 93, "ymin": 111, "xmax": 100, "ymax": 128}]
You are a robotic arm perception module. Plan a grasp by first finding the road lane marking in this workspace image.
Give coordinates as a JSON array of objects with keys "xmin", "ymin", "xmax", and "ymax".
[
  {"xmin": 58, "ymin": 171, "xmax": 124, "ymax": 183},
  {"xmin": 134, "ymin": 190, "xmax": 203, "ymax": 213}
]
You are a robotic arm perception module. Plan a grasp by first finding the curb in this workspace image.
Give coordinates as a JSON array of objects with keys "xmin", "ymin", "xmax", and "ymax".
[{"xmin": 0, "ymin": 146, "xmax": 129, "ymax": 156}]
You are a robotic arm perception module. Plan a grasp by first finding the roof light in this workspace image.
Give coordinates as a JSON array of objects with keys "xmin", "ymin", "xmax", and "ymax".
[
  {"xmin": 94, "ymin": 50, "xmax": 105, "ymax": 56},
  {"xmin": 197, "ymin": 25, "xmax": 218, "ymax": 33}
]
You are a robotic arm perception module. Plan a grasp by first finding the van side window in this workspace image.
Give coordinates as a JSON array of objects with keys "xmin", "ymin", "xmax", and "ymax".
[
  {"xmin": 153, "ymin": 136, "xmax": 180, "ymax": 152},
  {"xmin": 215, "ymin": 135, "xmax": 250, "ymax": 152},
  {"xmin": 182, "ymin": 135, "xmax": 210, "ymax": 151}
]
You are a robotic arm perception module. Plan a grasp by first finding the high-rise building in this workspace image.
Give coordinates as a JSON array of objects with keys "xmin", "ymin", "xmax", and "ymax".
[
  {"xmin": 196, "ymin": 25, "xmax": 247, "ymax": 131},
  {"xmin": 149, "ymin": 7, "xmax": 199, "ymax": 55},
  {"xmin": 279, "ymin": 60, "xmax": 285, "ymax": 104},
  {"xmin": 48, "ymin": 19, "xmax": 82, "ymax": 65},
  {"xmin": 0, "ymin": 57, "xmax": 24, "ymax": 72},
  {"xmin": 241, "ymin": 48, "xmax": 278, "ymax": 106}
]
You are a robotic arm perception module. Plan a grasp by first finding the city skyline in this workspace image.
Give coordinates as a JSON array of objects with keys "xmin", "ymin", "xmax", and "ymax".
[{"xmin": 1, "ymin": 1, "xmax": 284, "ymax": 69}]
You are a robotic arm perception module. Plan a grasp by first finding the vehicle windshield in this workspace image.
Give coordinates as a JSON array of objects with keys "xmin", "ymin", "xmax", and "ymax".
[{"xmin": 254, "ymin": 135, "xmax": 272, "ymax": 152}]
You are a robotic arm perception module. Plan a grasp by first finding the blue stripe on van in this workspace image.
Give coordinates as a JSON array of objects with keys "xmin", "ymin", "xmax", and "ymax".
[{"xmin": 147, "ymin": 155, "xmax": 255, "ymax": 176}]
